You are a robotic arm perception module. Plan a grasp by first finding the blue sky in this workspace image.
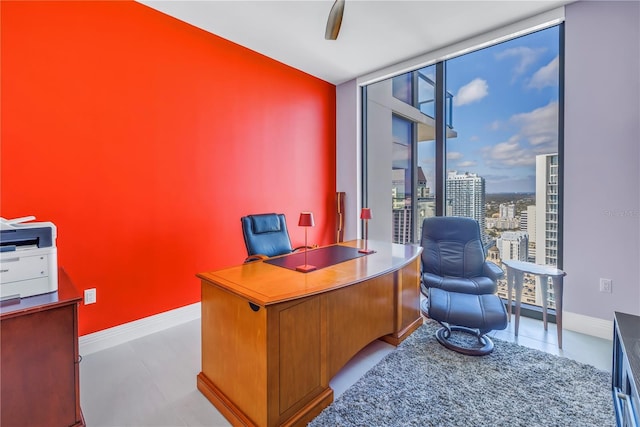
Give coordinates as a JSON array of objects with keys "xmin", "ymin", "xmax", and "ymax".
[{"xmin": 418, "ymin": 25, "xmax": 560, "ymax": 193}]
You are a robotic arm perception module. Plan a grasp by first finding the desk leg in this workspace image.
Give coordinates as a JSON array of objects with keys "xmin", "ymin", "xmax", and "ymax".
[
  {"xmin": 539, "ymin": 275, "xmax": 549, "ymax": 331},
  {"xmin": 551, "ymin": 276, "xmax": 564, "ymax": 349},
  {"xmin": 513, "ymin": 270, "xmax": 525, "ymax": 337}
]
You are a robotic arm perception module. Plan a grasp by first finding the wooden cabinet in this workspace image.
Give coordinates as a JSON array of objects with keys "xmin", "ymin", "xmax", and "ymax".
[
  {"xmin": 1, "ymin": 268, "xmax": 84, "ymax": 427},
  {"xmin": 613, "ymin": 311, "xmax": 640, "ymax": 427}
]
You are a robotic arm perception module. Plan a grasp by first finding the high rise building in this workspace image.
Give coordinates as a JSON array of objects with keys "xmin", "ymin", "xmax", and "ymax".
[
  {"xmin": 535, "ymin": 154, "xmax": 559, "ymax": 267},
  {"xmin": 523, "ymin": 205, "xmax": 537, "ymax": 262},
  {"xmin": 392, "ymin": 207, "xmax": 412, "ymax": 244},
  {"xmin": 446, "ymin": 171, "xmax": 486, "ymax": 240},
  {"xmin": 496, "ymin": 231, "xmax": 529, "ymax": 261},
  {"xmin": 391, "ymin": 168, "xmax": 407, "ymax": 210},
  {"xmin": 392, "ymin": 168, "xmax": 411, "ymax": 243},
  {"xmin": 499, "ymin": 203, "xmax": 516, "ymax": 219},
  {"xmin": 534, "ymin": 153, "xmax": 559, "ymax": 308},
  {"xmin": 486, "ymin": 217, "xmax": 519, "ymax": 230},
  {"xmin": 415, "ymin": 167, "xmax": 434, "ymax": 240},
  {"xmin": 520, "ymin": 210, "xmax": 528, "ymax": 230},
  {"xmin": 393, "ymin": 167, "xmax": 433, "ymax": 243}
]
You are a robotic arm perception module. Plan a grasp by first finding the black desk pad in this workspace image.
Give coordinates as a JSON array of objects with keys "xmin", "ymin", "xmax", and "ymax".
[{"xmin": 264, "ymin": 245, "xmax": 368, "ymax": 271}]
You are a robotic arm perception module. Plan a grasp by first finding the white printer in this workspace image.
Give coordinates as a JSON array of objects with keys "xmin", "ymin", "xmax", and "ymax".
[{"xmin": 0, "ymin": 216, "xmax": 58, "ymax": 300}]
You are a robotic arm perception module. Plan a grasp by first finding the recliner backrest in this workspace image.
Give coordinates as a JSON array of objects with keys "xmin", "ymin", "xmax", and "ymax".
[
  {"xmin": 241, "ymin": 213, "xmax": 294, "ymax": 258},
  {"xmin": 421, "ymin": 216, "xmax": 486, "ymax": 278}
]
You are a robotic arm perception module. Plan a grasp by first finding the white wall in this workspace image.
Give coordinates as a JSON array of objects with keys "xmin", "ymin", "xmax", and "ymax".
[
  {"xmin": 563, "ymin": 1, "xmax": 640, "ymax": 322},
  {"xmin": 363, "ymin": 83, "xmax": 394, "ymax": 242},
  {"xmin": 336, "ymin": 79, "xmax": 360, "ymax": 241},
  {"xmin": 337, "ymin": 1, "xmax": 640, "ymax": 337}
]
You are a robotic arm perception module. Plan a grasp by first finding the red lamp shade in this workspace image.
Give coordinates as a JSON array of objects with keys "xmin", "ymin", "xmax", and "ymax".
[
  {"xmin": 360, "ymin": 208, "xmax": 372, "ymax": 220},
  {"xmin": 359, "ymin": 207, "xmax": 375, "ymax": 254},
  {"xmin": 298, "ymin": 212, "xmax": 315, "ymax": 227},
  {"xmin": 296, "ymin": 212, "xmax": 316, "ymax": 273}
]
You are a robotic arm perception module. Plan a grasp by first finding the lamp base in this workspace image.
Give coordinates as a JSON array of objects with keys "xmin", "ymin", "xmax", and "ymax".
[
  {"xmin": 358, "ymin": 249, "xmax": 375, "ymax": 254},
  {"xmin": 296, "ymin": 264, "xmax": 317, "ymax": 273}
]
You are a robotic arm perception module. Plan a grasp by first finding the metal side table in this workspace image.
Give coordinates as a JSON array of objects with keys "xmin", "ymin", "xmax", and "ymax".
[{"xmin": 502, "ymin": 260, "xmax": 567, "ymax": 348}]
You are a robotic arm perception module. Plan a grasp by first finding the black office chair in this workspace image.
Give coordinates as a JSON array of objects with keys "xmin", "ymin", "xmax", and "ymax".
[
  {"xmin": 240, "ymin": 213, "xmax": 309, "ymax": 262},
  {"xmin": 420, "ymin": 216, "xmax": 508, "ymax": 355}
]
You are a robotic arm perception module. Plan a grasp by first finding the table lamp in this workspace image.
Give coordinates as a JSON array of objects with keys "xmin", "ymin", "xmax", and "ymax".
[
  {"xmin": 296, "ymin": 212, "xmax": 317, "ymax": 272},
  {"xmin": 359, "ymin": 208, "xmax": 375, "ymax": 254}
]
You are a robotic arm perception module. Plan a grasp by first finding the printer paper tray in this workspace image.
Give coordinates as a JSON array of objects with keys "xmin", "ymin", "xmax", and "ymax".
[{"xmin": 1, "ymin": 276, "xmax": 57, "ymax": 300}]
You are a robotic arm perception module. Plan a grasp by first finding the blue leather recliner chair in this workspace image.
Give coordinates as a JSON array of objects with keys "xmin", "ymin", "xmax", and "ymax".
[{"xmin": 421, "ymin": 216, "xmax": 508, "ymax": 355}]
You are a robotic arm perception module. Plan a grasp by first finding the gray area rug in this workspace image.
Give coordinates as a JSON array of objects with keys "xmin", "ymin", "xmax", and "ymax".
[{"xmin": 309, "ymin": 320, "xmax": 615, "ymax": 427}]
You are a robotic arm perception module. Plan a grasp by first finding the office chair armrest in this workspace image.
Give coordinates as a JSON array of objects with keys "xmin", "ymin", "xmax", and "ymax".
[
  {"xmin": 483, "ymin": 261, "xmax": 504, "ymax": 281},
  {"xmin": 244, "ymin": 254, "xmax": 269, "ymax": 263},
  {"xmin": 292, "ymin": 244, "xmax": 318, "ymax": 252}
]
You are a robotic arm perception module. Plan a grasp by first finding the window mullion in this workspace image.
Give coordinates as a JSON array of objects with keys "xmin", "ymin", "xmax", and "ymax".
[{"xmin": 435, "ymin": 61, "xmax": 446, "ymax": 216}]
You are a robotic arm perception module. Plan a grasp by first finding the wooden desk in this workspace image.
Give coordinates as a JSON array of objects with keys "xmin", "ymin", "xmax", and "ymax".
[
  {"xmin": 1, "ymin": 268, "xmax": 85, "ymax": 427},
  {"xmin": 196, "ymin": 240, "xmax": 422, "ymax": 427}
]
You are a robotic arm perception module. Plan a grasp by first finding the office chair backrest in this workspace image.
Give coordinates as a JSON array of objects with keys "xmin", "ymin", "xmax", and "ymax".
[
  {"xmin": 241, "ymin": 213, "xmax": 294, "ymax": 258},
  {"xmin": 420, "ymin": 216, "xmax": 486, "ymax": 279}
]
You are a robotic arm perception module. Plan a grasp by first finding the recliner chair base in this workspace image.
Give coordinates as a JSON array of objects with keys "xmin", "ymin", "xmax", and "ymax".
[
  {"xmin": 428, "ymin": 287, "xmax": 507, "ymax": 356},
  {"xmin": 435, "ymin": 324, "xmax": 495, "ymax": 356}
]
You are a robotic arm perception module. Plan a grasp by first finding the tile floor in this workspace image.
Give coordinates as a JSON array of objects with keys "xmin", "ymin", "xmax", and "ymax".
[{"xmin": 80, "ymin": 314, "xmax": 613, "ymax": 427}]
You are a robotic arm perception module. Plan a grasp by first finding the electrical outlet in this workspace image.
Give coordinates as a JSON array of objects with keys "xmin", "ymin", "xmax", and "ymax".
[
  {"xmin": 84, "ymin": 288, "xmax": 97, "ymax": 304},
  {"xmin": 599, "ymin": 278, "xmax": 612, "ymax": 293}
]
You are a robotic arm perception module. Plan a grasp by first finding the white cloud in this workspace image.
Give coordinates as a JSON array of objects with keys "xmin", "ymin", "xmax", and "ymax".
[
  {"xmin": 496, "ymin": 46, "xmax": 546, "ymax": 78},
  {"xmin": 482, "ymin": 101, "xmax": 559, "ymax": 169},
  {"xmin": 510, "ymin": 101, "xmax": 558, "ymax": 150},
  {"xmin": 457, "ymin": 160, "xmax": 477, "ymax": 168},
  {"xmin": 447, "ymin": 152, "xmax": 480, "ymax": 168},
  {"xmin": 489, "ymin": 120, "xmax": 502, "ymax": 131},
  {"xmin": 453, "ymin": 78, "xmax": 488, "ymax": 106},
  {"xmin": 528, "ymin": 56, "xmax": 559, "ymax": 89},
  {"xmin": 484, "ymin": 136, "xmax": 535, "ymax": 168}
]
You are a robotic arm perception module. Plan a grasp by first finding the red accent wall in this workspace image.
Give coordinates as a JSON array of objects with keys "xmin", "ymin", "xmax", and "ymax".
[{"xmin": 1, "ymin": 1, "xmax": 336, "ymax": 335}]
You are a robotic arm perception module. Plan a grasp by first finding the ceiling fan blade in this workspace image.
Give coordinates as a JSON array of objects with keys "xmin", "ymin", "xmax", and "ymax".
[{"xmin": 325, "ymin": 0, "xmax": 345, "ymax": 40}]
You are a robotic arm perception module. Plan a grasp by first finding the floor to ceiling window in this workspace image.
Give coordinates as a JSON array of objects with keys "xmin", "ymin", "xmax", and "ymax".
[{"xmin": 363, "ymin": 25, "xmax": 562, "ymax": 312}]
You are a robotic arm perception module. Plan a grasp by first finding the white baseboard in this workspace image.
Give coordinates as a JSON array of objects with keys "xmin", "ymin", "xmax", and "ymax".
[
  {"xmin": 563, "ymin": 310, "xmax": 613, "ymax": 340},
  {"xmin": 79, "ymin": 302, "xmax": 201, "ymax": 356}
]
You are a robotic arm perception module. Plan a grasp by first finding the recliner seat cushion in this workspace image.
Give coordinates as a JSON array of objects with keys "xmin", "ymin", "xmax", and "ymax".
[
  {"xmin": 428, "ymin": 287, "xmax": 508, "ymax": 332},
  {"xmin": 422, "ymin": 272, "xmax": 497, "ymax": 295}
]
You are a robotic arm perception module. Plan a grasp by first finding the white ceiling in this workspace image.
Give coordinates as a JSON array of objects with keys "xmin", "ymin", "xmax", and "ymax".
[{"xmin": 138, "ymin": 0, "xmax": 571, "ymax": 85}]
